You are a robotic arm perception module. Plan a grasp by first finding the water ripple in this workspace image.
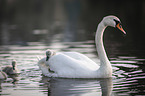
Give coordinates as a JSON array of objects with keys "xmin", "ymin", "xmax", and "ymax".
[{"xmin": 0, "ymin": 41, "xmax": 145, "ymax": 96}]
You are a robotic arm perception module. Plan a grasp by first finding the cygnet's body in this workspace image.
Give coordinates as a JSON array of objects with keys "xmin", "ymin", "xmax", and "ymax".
[
  {"xmin": 2, "ymin": 60, "xmax": 20, "ymax": 76},
  {"xmin": 0, "ymin": 68, "xmax": 7, "ymax": 80}
]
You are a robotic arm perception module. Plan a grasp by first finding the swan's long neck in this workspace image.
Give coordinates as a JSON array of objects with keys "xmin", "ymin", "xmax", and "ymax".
[
  {"xmin": 95, "ymin": 21, "xmax": 113, "ymax": 77},
  {"xmin": 95, "ymin": 22, "xmax": 110, "ymax": 66}
]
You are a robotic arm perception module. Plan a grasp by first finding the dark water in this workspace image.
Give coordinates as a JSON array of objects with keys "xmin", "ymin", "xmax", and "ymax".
[{"xmin": 0, "ymin": 35, "xmax": 145, "ymax": 96}]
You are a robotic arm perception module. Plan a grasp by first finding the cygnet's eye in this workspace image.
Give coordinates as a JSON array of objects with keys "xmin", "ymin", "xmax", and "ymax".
[{"xmin": 48, "ymin": 52, "xmax": 51, "ymax": 55}]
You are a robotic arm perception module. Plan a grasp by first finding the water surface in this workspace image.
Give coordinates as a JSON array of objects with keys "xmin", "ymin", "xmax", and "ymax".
[{"xmin": 0, "ymin": 38, "xmax": 145, "ymax": 96}]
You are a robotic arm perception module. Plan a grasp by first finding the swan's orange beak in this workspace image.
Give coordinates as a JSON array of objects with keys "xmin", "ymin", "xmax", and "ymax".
[{"xmin": 116, "ymin": 23, "xmax": 126, "ymax": 34}]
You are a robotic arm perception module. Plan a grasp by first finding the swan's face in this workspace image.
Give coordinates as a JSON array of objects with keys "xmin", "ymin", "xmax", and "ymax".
[{"xmin": 103, "ymin": 16, "xmax": 126, "ymax": 34}]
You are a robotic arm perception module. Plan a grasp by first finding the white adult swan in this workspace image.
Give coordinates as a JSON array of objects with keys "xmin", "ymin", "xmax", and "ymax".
[{"xmin": 38, "ymin": 15, "xmax": 126, "ymax": 78}]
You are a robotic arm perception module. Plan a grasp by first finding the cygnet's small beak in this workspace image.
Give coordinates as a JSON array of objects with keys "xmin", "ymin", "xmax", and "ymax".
[
  {"xmin": 116, "ymin": 23, "xmax": 126, "ymax": 34},
  {"xmin": 46, "ymin": 56, "xmax": 49, "ymax": 61},
  {"xmin": 13, "ymin": 67, "xmax": 15, "ymax": 70}
]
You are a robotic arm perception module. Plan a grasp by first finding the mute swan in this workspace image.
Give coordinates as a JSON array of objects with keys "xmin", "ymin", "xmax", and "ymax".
[
  {"xmin": 2, "ymin": 60, "xmax": 20, "ymax": 76},
  {"xmin": 38, "ymin": 15, "xmax": 126, "ymax": 78}
]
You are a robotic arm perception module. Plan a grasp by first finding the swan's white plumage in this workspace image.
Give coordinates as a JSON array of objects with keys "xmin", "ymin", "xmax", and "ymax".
[
  {"xmin": 38, "ymin": 52, "xmax": 100, "ymax": 78},
  {"xmin": 48, "ymin": 52, "xmax": 100, "ymax": 78},
  {"xmin": 38, "ymin": 15, "xmax": 125, "ymax": 78}
]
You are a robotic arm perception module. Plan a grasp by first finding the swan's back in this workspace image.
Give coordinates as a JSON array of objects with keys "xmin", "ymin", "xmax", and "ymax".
[
  {"xmin": 62, "ymin": 52, "xmax": 100, "ymax": 68},
  {"xmin": 48, "ymin": 52, "xmax": 100, "ymax": 78}
]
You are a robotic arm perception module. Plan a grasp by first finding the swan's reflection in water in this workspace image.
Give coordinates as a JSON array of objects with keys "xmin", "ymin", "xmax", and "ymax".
[{"xmin": 40, "ymin": 76, "xmax": 113, "ymax": 96}]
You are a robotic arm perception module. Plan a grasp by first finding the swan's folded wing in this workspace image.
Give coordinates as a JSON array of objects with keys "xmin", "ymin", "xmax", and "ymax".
[
  {"xmin": 48, "ymin": 53, "xmax": 99, "ymax": 77},
  {"xmin": 62, "ymin": 52, "xmax": 100, "ymax": 70}
]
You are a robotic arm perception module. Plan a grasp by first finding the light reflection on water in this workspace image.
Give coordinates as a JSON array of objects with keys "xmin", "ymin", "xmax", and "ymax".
[{"xmin": 0, "ymin": 40, "xmax": 145, "ymax": 96}]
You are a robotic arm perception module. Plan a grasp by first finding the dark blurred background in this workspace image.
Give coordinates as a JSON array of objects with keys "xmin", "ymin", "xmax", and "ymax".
[{"xmin": 0, "ymin": 0, "xmax": 145, "ymax": 51}]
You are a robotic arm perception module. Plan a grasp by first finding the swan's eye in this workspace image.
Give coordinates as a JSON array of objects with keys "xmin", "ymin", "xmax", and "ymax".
[
  {"xmin": 116, "ymin": 23, "xmax": 126, "ymax": 34},
  {"xmin": 119, "ymin": 24, "xmax": 122, "ymax": 28},
  {"xmin": 116, "ymin": 22, "xmax": 122, "ymax": 28},
  {"xmin": 113, "ymin": 19, "xmax": 120, "ymax": 27}
]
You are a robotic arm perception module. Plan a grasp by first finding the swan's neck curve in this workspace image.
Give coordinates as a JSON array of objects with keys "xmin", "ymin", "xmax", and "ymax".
[
  {"xmin": 95, "ymin": 21, "xmax": 112, "ymax": 77},
  {"xmin": 95, "ymin": 22, "xmax": 110, "ymax": 66}
]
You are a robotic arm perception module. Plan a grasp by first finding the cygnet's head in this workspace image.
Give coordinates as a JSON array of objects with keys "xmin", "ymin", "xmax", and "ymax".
[
  {"xmin": 102, "ymin": 15, "xmax": 126, "ymax": 34},
  {"xmin": 12, "ymin": 60, "xmax": 16, "ymax": 67},
  {"xmin": 12, "ymin": 60, "xmax": 17, "ymax": 70},
  {"xmin": 46, "ymin": 49, "xmax": 56, "ymax": 61}
]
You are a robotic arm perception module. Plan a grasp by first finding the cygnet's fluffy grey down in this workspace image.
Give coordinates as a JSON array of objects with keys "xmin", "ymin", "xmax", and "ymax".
[
  {"xmin": 2, "ymin": 60, "xmax": 20, "ymax": 76},
  {"xmin": 0, "ymin": 69, "xmax": 7, "ymax": 80}
]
